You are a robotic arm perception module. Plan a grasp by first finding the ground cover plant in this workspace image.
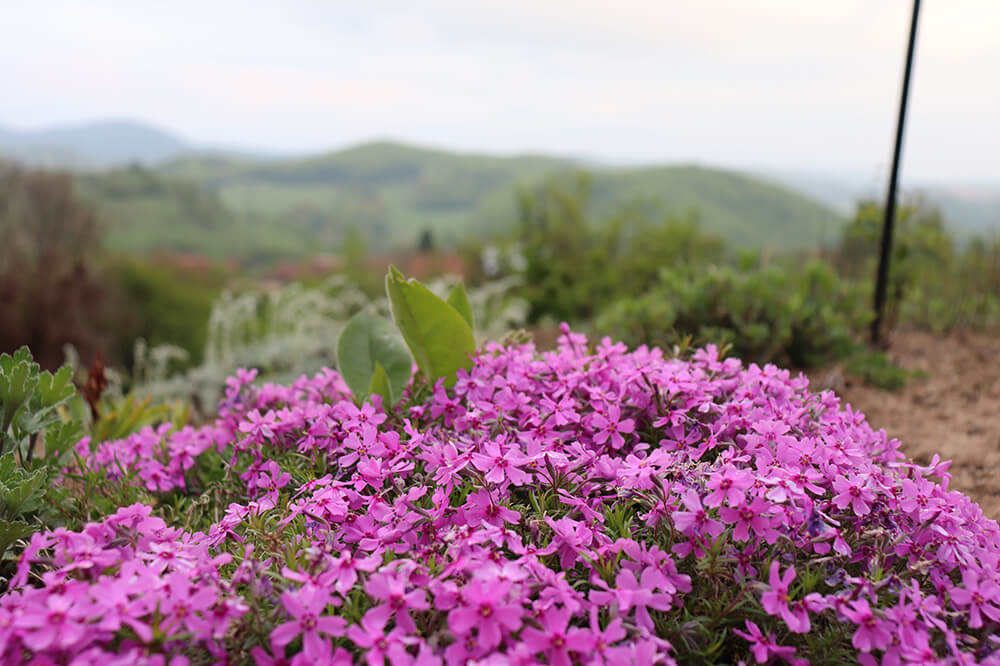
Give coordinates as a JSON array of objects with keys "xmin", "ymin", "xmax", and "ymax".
[{"xmin": 3, "ymin": 271, "xmax": 1000, "ymax": 664}]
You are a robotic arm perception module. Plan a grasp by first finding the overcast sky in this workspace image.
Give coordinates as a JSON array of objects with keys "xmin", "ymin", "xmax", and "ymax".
[{"xmin": 2, "ymin": 1, "xmax": 998, "ymax": 183}]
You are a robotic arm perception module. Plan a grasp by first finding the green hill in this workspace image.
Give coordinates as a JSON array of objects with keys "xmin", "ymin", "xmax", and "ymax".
[
  {"xmin": 45, "ymin": 140, "xmax": 842, "ymax": 266},
  {"xmin": 157, "ymin": 141, "xmax": 841, "ymax": 254}
]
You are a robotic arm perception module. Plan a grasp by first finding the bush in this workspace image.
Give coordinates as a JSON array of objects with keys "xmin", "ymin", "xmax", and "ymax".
[
  {"xmin": 596, "ymin": 259, "xmax": 870, "ymax": 368},
  {"xmin": 3, "ymin": 329, "xmax": 997, "ymax": 664},
  {"xmin": 511, "ymin": 175, "xmax": 726, "ymax": 323},
  {"xmin": 0, "ymin": 165, "xmax": 129, "ymax": 369}
]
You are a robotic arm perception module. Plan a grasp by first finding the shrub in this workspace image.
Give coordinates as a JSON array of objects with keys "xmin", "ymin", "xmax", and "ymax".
[
  {"xmin": 0, "ymin": 347, "xmax": 82, "ymax": 567},
  {"xmin": 3, "ymin": 327, "xmax": 998, "ymax": 664},
  {"xmin": 0, "ymin": 165, "xmax": 128, "ymax": 370},
  {"xmin": 596, "ymin": 259, "xmax": 870, "ymax": 368}
]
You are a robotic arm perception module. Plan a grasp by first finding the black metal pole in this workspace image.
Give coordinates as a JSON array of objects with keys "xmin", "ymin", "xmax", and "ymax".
[{"xmin": 872, "ymin": 0, "xmax": 921, "ymax": 345}]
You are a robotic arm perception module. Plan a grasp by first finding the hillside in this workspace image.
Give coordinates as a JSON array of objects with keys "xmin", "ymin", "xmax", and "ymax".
[
  {"xmin": 0, "ymin": 120, "xmax": 189, "ymax": 167},
  {"xmin": 158, "ymin": 141, "xmax": 842, "ymax": 252},
  {"xmin": 1, "ymin": 120, "xmax": 846, "ymax": 260}
]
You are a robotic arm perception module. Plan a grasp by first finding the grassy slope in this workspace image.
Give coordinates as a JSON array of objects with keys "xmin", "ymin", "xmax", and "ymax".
[{"xmin": 94, "ymin": 141, "xmax": 842, "ymax": 262}]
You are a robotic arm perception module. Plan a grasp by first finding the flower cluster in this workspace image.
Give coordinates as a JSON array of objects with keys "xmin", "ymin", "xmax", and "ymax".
[{"xmin": 8, "ymin": 327, "xmax": 1000, "ymax": 664}]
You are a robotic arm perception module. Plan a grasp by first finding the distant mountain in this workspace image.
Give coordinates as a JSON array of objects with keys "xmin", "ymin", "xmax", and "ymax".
[
  {"xmin": 158, "ymin": 140, "xmax": 842, "ymax": 252},
  {"xmin": 0, "ymin": 120, "xmax": 189, "ymax": 167}
]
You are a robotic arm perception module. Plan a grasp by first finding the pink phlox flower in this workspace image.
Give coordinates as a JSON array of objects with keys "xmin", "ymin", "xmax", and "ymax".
[
  {"xmin": 91, "ymin": 579, "xmax": 155, "ymax": 642},
  {"xmin": 271, "ymin": 584, "xmax": 347, "ymax": 661},
  {"xmin": 672, "ymin": 489, "xmax": 724, "ymax": 539},
  {"xmin": 339, "ymin": 425, "xmax": 388, "ymax": 468},
  {"xmin": 705, "ymin": 466, "xmax": 753, "ymax": 507},
  {"xmin": 347, "ymin": 606, "xmax": 413, "ymax": 666},
  {"xmin": 254, "ymin": 460, "xmax": 291, "ymax": 496},
  {"xmin": 760, "ymin": 562, "xmax": 810, "ymax": 633},
  {"xmin": 545, "ymin": 516, "xmax": 597, "ymax": 570},
  {"xmin": 463, "ymin": 489, "xmax": 521, "ymax": 527},
  {"xmin": 344, "ymin": 401, "xmax": 387, "ymax": 431},
  {"xmin": 238, "ymin": 409, "xmax": 276, "ymax": 444},
  {"xmin": 540, "ymin": 395, "xmax": 582, "ymax": 426},
  {"xmin": 520, "ymin": 606, "xmax": 582, "ymax": 666},
  {"xmin": 580, "ymin": 607, "xmax": 627, "ymax": 665},
  {"xmin": 719, "ymin": 495, "xmax": 774, "ymax": 543},
  {"xmin": 949, "ymin": 568, "xmax": 1000, "ymax": 629},
  {"xmin": 471, "ymin": 438, "xmax": 533, "ymax": 486},
  {"xmin": 590, "ymin": 404, "xmax": 636, "ymax": 450},
  {"xmin": 732, "ymin": 620, "xmax": 798, "ymax": 664},
  {"xmin": 447, "ymin": 578, "xmax": 523, "ymax": 650},
  {"xmin": 589, "ymin": 566, "xmax": 675, "ymax": 632},
  {"xmin": 832, "ymin": 474, "xmax": 877, "ymax": 516},
  {"xmin": 842, "ymin": 598, "xmax": 891, "ymax": 653},
  {"xmin": 365, "ymin": 568, "xmax": 430, "ymax": 634},
  {"xmin": 14, "ymin": 592, "xmax": 89, "ymax": 652},
  {"xmin": 899, "ymin": 478, "xmax": 945, "ymax": 520}
]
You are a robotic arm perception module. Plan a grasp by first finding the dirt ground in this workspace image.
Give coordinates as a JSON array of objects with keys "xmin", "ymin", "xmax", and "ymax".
[{"xmin": 809, "ymin": 330, "xmax": 1000, "ymax": 518}]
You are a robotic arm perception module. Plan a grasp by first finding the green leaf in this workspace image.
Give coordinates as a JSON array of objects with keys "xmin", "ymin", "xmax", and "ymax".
[
  {"xmin": 1, "ymin": 468, "xmax": 47, "ymax": 515},
  {"xmin": 368, "ymin": 362, "xmax": 393, "ymax": 408},
  {"xmin": 335, "ymin": 310, "xmax": 412, "ymax": 402},
  {"xmin": 35, "ymin": 365, "xmax": 75, "ymax": 409},
  {"xmin": 385, "ymin": 267, "xmax": 476, "ymax": 388},
  {"xmin": 0, "ymin": 453, "xmax": 16, "ymax": 482},
  {"xmin": 44, "ymin": 420, "xmax": 85, "ymax": 462},
  {"xmin": 0, "ymin": 519, "xmax": 36, "ymax": 558},
  {"xmin": 1, "ymin": 360, "xmax": 40, "ymax": 430},
  {"xmin": 446, "ymin": 281, "xmax": 475, "ymax": 332}
]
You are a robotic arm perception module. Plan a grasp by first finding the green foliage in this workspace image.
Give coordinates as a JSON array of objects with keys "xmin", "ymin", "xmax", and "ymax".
[
  {"xmin": 843, "ymin": 348, "xmax": 919, "ymax": 392},
  {"xmin": 596, "ymin": 260, "xmax": 870, "ymax": 368},
  {"xmin": 0, "ymin": 347, "xmax": 84, "ymax": 562},
  {"xmin": 385, "ymin": 267, "xmax": 476, "ymax": 388},
  {"xmin": 836, "ymin": 200, "xmax": 1000, "ymax": 334},
  {"xmin": 368, "ymin": 362, "xmax": 393, "ymax": 408},
  {"xmin": 127, "ymin": 273, "xmax": 525, "ymax": 412},
  {"xmin": 512, "ymin": 176, "xmax": 728, "ymax": 322},
  {"xmin": 335, "ymin": 310, "xmax": 412, "ymax": 404},
  {"xmin": 60, "ymin": 140, "xmax": 842, "ymax": 262},
  {"xmin": 111, "ymin": 257, "xmax": 228, "ymax": 367},
  {"xmin": 445, "ymin": 282, "xmax": 475, "ymax": 331}
]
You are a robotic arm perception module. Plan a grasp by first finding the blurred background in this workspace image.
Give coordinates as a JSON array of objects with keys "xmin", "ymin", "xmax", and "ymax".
[{"xmin": 1, "ymin": 2, "xmax": 998, "ymax": 494}]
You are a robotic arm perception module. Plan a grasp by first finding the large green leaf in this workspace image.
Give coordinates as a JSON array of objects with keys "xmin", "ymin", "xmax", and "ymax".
[
  {"xmin": 385, "ymin": 267, "xmax": 476, "ymax": 388},
  {"xmin": 446, "ymin": 282, "xmax": 475, "ymax": 331},
  {"xmin": 335, "ymin": 310, "xmax": 412, "ymax": 402},
  {"xmin": 368, "ymin": 362, "xmax": 393, "ymax": 407}
]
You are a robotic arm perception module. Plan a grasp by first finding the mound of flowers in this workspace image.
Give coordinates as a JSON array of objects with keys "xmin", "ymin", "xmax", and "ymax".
[{"xmin": 4, "ymin": 327, "xmax": 1000, "ymax": 664}]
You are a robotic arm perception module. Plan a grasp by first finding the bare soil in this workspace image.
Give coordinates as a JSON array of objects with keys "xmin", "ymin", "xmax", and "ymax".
[{"xmin": 809, "ymin": 330, "xmax": 1000, "ymax": 518}]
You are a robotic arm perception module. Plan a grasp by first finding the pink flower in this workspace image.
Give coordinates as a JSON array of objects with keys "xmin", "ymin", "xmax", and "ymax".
[
  {"xmin": 521, "ymin": 606, "xmax": 582, "ymax": 666},
  {"xmin": 448, "ymin": 579, "xmax": 523, "ymax": 650},
  {"xmin": 949, "ymin": 569, "xmax": 1000, "ymax": 629},
  {"xmin": 672, "ymin": 489, "xmax": 725, "ymax": 538},
  {"xmin": 591, "ymin": 405, "xmax": 635, "ymax": 450},
  {"xmin": 719, "ymin": 496, "xmax": 773, "ymax": 542},
  {"xmin": 590, "ymin": 566, "xmax": 676, "ymax": 631},
  {"xmin": 760, "ymin": 562, "xmax": 810, "ymax": 633},
  {"xmin": 271, "ymin": 585, "xmax": 346, "ymax": 661},
  {"xmin": 733, "ymin": 620, "xmax": 798, "ymax": 663},
  {"xmin": 15, "ymin": 593, "xmax": 88, "ymax": 652},
  {"xmin": 347, "ymin": 607, "xmax": 412, "ymax": 666},
  {"xmin": 832, "ymin": 474, "xmax": 876, "ymax": 516},
  {"xmin": 705, "ymin": 466, "xmax": 753, "ymax": 507},
  {"xmin": 842, "ymin": 598, "xmax": 891, "ymax": 652}
]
